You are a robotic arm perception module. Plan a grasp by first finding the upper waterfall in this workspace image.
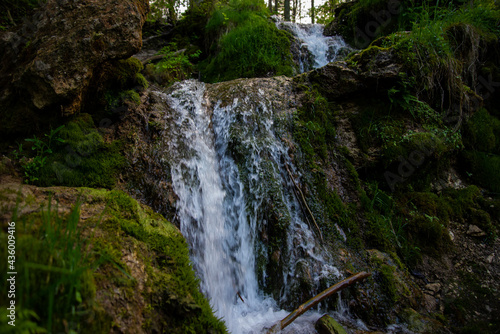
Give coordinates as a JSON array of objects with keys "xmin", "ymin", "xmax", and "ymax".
[{"xmin": 276, "ymin": 20, "xmax": 352, "ymax": 73}]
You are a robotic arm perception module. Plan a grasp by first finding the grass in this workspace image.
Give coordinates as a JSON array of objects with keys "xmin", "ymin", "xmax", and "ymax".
[{"xmin": 0, "ymin": 198, "xmax": 98, "ymax": 333}]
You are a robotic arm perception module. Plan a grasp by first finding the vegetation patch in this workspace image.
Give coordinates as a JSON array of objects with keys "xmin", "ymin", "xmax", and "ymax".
[
  {"xmin": 16, "ymin": 113, "xmax": 124, "ymax": 188},
  {"xmin": 199, "ymin": 0, "xmax": 295, "ymax": 82}
]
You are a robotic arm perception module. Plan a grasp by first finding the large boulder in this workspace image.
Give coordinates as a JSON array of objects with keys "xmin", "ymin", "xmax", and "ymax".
[{"xmin": 0, "ymin": 0, "xmax": 149, "ymax": 136}]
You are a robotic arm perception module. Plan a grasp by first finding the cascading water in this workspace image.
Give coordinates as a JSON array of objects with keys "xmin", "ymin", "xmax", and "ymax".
[
  {"xmin": 159, "ymin": 79, "xmax": 342, "ymax": 333},
  {"xmin": 277, "ymin": 21, "xmax": 352, "ymax": 73}
]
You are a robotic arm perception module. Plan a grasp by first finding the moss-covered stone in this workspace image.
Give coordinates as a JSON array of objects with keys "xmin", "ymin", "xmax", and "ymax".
[
  {"xmin": 0, "ymin": 183, "xmax": 226, "ymax": 334},
  {"xmin": 315, "ymin": 314, "xmax": 347, "ymax": 334},
  {"xmin": 33, "ymin": 113, "xmax": 125, "ymax": 188}
]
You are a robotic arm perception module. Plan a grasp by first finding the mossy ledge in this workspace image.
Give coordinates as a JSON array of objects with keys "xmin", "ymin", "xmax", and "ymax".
[{"xmin": 0, "ymin": 180, "xmax": 227, "ymax": 334}]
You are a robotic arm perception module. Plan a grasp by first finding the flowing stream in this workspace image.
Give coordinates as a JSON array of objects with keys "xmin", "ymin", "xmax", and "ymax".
[
  {"xmin": 276, "ymin": 21, "xmax": 352, "ymax": 73},
  {"xmin": 158, "ymin": 79, "xmax": 341, "ymax": 333}
]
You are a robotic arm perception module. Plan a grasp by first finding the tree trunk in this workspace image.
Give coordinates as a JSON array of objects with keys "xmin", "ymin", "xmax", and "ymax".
[
  {"xmin": 269, "ymin": 0, "xmax": 273, "ymax": 12},
  {"xmin": 311, "ymin": 0, "xmax": 315, "ymax": 24},
  {"xmin": 292, "ymin": 0, "xmax": 297, "ymax": 22},
  {"xmin": 284, "ymin": 0, "xmax": 290, "ymax": 21},
  {"xmin": 274, "ymin": 0, "xmax": 279, "ymax": 15}
]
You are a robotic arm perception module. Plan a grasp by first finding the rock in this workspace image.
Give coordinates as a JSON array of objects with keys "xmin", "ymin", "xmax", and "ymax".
[
  {"xmin": 425, "ymin": 283, "xmax": 441, "ymax": 294},
  {"xmin": 315, "ymin": 314, "xmax": 347, "ymax": 334},
  {"xmin": 423, "ymin": 293, "xmax": 439, "ymax": 311},
  {"xmin": 0, "ymin": 0, "xmax": 149, "ymax": 135},
  {"xmin": 467, "ymin": 224, "xmax": 486, "ymax": 237},
  {"xmin": 399, "ymin": 308, "xmax": 441, "ymax": 333},
  {"xmin": 305, "ymin": 61, "xmax": 362, "ymax": 100},
  {"xmin": 486, "ymin": 254, "xmax": 495, "ymax": 264},
  {"xmin": 306, "ymin": 47, "xmax": 403, "ymax": 101}
]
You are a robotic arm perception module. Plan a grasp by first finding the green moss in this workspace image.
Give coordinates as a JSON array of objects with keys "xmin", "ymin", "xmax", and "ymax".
[
  {"xmin": 379, "ymin": 264, "xmax": 399, "ymax": 303},
  {"xmin": 36, "ymin": 114, "xmax": 124, "ymax": 188},
  {"xmin": 200, "ymin": 0, "xmax": 295, "ymax": 82},
  {"xmin": 135, "ymin": 73, "xmax": 149, "ymax": 89},
  {"xmin": 290, "ymin": 86, "xmax": 363, "ymax": 249},
  {"xmin": 464, "ymin": 108, "xmax": 500, "ymax": 153},
  {"xmin": 115, "ymin": 57, "xmax": 144, "ymax": 87},
  {"xmin": 469, "ymin": 153, "xmax": 500, "ymax": 192},
  {"xmin": 82, "ymin": 189, "xmax": 227, "ymax": 333}
]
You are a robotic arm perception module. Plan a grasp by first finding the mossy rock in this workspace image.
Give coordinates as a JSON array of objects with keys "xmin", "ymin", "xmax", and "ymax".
[
  {"xmin": 315, "ymin": 314, "xmax": 347, "ymax": 334},
  {"xmin": 461, "ymin": 151, "xmax": 500, "ymax": 193},
  {"xmin": 0, "ymin": 184, "xmax": 227, "ymax": 334},
  {"xmin": 463, "ymin": 108, "xmax": 500, "ymax": 153},
  {"xmin": 33, "ymin": 113, "xmax": 125, "ymax": 188},
  {"xmin": 368, "ymin": 250, "xmax": 413, "ymax": 305}
]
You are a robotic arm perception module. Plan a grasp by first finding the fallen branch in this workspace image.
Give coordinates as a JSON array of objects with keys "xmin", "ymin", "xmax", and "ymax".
[
  {"xmin": 266, "ymin": 271, "xmax": 371, "ymax": 333},
  {"xmin": 284, "ymin": 163, "xmax": 324, "ymax": 243}
]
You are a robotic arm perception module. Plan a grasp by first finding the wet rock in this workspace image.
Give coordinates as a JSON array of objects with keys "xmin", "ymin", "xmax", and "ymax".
[
  {"xmin": 0, "ymin": 0, "xmax": 149, "ymax": 135},
  {"xmin": 399, "ymin": 308, "xmax": 437, "ymax": 333},
  {"xmin": 315, "ymin": 314, "xmax": 347, "ymax": 334}
]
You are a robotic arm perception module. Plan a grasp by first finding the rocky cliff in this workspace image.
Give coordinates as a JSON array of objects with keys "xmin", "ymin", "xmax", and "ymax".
[{"xmin": 0, "ymin": 0, "xmax": 149, "ymax": 137}]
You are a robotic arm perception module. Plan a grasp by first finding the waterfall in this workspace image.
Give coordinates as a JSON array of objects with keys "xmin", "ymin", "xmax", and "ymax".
[
  {"xmin": 159, "ymin": 79, "xmax": 341, "ymax": 333},
  {"xmin": 277, "ymin": 21, "xmax": 352, "ymax": 73}
]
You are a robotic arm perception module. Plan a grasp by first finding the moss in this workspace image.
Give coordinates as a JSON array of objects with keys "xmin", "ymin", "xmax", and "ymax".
[
  {"xmin": 464, "ymin": 108, "xmax": 500, "ymax": 153},
  {"xmin": 84, "ymin": 189, "xmax": 227, "ymax": 333},
  {"xmin": 200, "ymin": 3, "xmax": 295, "ymax": 82},
  {"xmin": 291, "ymin": 86, "xmax": 363, "ymax": 249},
  {"xmin": 114, "ymin": 57, "xmax": 144, "ymax": 87},
  {"xmin": 135, "ymin": 73, "xmax": 149, "ymax": 89},
  {"xmin": 460, "ymin": 109, "xmax": 500, "ymax": 193},
  {"xmin": 328, "ymin": 0, "xmax": 399, "ymax": 48},
  {"xmin": 36, "ymin": 113, "xmax": 124, "ymax": 188}
]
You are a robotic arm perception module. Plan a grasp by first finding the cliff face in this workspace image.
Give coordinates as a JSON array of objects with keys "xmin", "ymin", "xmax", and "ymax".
[{"xmin": 0, "ymin": 0, "xmax": 149, "ymax": 136}]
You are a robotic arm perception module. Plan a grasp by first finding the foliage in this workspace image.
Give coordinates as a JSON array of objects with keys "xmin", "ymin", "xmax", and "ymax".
[
  {"xmin": 199, "ymin": 0, "xmax": 295, "ymax": 82},
  {"xmin": 315, "ymin": 0, "xmax": 341, "ymax": 24},
  {"xmin": 18, "ymin": 126, "xmax": 65, "ymax": 184},
  {"xmin": 461, "ymin": 108, "xmax": 500, "ymax": 193},
  {"xmin": 148, "ymin": 0, "xmax": 180, "ymax": 23},
  {"xmin": 144, "ymin": 43, "xmax": 201, "ymax": 86}
]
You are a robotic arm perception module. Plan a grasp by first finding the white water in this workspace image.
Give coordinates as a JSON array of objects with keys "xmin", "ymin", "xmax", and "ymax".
[
  {"xmin": 278, "ymin": 21, "xmax": 351, "ymax": 73},
  {"xmin": 159, "ymin": 80, "xmax": 343, "ymax": 333}
]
